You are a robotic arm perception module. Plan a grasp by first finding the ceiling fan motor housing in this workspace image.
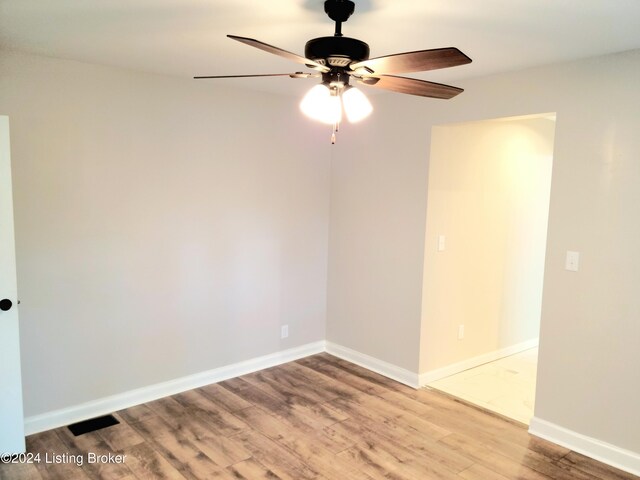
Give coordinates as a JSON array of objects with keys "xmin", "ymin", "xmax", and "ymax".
[{"xmin": 305, "ymin": 36, "xmax": 370, "ymax": 68}]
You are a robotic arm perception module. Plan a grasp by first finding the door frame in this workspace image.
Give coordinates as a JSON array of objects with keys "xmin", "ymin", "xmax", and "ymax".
[{"xmin": 0, "ymin": 115, "xmax": 26, "ymax": 454}]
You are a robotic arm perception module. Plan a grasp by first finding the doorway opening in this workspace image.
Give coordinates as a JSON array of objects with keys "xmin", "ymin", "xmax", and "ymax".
[{"xmin": 419, "ymin": 113, "xmax": 556, "ymax": 425}]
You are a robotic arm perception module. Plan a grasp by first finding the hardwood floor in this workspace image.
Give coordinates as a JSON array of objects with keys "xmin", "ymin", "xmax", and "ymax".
[{"xmin": 1, "ymin": 353, "xmax": 637, "ymax": 480}]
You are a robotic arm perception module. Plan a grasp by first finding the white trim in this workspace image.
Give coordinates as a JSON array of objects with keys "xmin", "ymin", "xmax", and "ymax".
[
  {"xmin": 325, "ymin": 342, "xmax": 420, "ymax": 388},
  {"xmin": 24, "ymin": 341, "xmax": 325, "ymax": 435},
  {"xmin": 419, "ymin": 337, "xmax": 539, "ymax": 386},
  {"xmin": 529, "ymin": 417, "xmax": 640, "ymax": 477}
]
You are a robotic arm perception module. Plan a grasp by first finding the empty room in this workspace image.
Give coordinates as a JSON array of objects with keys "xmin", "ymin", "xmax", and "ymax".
[{"xmin": 1, "ymin": 1, "xmax": 639, "ymax": 479}]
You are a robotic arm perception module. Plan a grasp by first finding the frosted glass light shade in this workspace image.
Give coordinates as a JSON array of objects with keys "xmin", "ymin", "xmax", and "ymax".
[
  {"xmin": 342, "ymin": 87, "xmax": 373, "ymax": 122},
  {"xmin": 300, "ymin": 84, "xmax": 342, "ymax": 124}
]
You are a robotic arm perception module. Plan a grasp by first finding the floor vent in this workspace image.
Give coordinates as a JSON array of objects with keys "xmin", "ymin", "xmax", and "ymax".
[{"xmin": 67, "ymin": 414, "xmax": 120, "ymax": 436}]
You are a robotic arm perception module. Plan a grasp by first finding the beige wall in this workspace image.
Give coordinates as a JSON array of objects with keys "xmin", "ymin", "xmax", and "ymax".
[
  {"xmin": 326, "ymin": 113, "xmax": 429, "ymax": 371},
  {"xmin": 3, "ymin": 46, "xmax": 640, "ymax": 458},
  {"xmin": 328, "ymin": 49, "xmax": 640, "ymax": 453},
  {"xmin": 421, "ymin": 116, "xmax": 554, "ymax": 371},
  {"xmin": 0, "ymin": 52, "xmax": 331, "ymax": 417}
]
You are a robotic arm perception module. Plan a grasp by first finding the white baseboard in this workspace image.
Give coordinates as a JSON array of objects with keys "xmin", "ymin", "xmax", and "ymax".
[
  {"xmin": 325, "ymin": 342, "xmax": 420, "ymax": 388},
  {"xmin": 419, "ymin": 337, "xmax": 539, "ymax": 386},
  {"xmin": 529, "ymin": 417, "xmax": 640, "ymax": 477},
  {"xmin": 24, "ymin": 341, "xmax": 325, "ymax": 435}
]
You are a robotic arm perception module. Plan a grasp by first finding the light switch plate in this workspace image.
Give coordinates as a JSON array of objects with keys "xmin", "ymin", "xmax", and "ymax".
[
  {"xmin": 438, "ymin": 235, "xmax": 446, "ymax": 252},
  {"xmin": 566, "ymin": 251, "xmax": 580, "ymax": 272}
]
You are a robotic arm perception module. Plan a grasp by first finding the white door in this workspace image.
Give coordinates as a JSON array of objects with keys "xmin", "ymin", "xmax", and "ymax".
[{"xmin": 0, "ymin": 115, "xmax": 26, "ymax": 454}]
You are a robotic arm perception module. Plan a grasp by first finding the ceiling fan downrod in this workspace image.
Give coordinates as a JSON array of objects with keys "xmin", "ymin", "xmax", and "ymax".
[{"xmin": 324, "ymin": 0, "xmax": 355, "ymax": 37}]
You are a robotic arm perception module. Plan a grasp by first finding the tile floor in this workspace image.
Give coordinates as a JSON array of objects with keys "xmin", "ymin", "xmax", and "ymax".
[{"xmin": 427, "ymin": 347, "xmax": 539, "ymax": 425}]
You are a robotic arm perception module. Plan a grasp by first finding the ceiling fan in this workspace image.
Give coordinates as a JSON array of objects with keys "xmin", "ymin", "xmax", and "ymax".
[{"xmin": 195, "ymin": 0, "xmax": 471, "ymax": 143}]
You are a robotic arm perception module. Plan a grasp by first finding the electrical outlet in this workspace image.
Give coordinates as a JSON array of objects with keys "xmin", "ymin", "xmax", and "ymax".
[
  {"xmin": 281, "ymin": 325, "xmax": 289, "ymax": 339},
  {"xmin": 458, "ymin": 324, "xmax": 465, "ymax": 340}
]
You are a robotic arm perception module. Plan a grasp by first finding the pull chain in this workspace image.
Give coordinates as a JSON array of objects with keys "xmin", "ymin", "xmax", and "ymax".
[{"xmin": 331, "ymin": 121, "xmax": 340, "ymax": 145}]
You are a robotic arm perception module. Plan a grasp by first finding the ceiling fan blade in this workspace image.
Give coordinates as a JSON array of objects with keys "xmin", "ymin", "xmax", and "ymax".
[
  {"xmin": 350, "ymin": 48, "xmax": 471, "ymax": 75},
  {"xmin": 228, "ymin": 35, "xmax": 330, "ymax": 73},
  {"xmin": 358, "ymin": 75, "xmax": 463, "ymax": 99},
  {"xmin": 194, "ymin": 72, "xmax": 320, "ymax": 79}
]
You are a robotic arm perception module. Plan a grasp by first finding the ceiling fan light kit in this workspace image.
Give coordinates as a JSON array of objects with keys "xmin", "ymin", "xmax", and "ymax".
[
  {"xmin": 195, "ymin": 0, "xmax": 471, "ymax": 143},
  {"xmin": 300, "ymin": 84, "xmax": 342, "ymax": 125},
  {"xmin": 342, "ymin": 86, "xmax": 373, "ymax": 123}
]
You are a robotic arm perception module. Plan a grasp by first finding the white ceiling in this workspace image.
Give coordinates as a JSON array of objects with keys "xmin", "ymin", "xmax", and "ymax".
[{"xmin": 2, "ymin": 0, "xmax": 640, "ymax": 96}]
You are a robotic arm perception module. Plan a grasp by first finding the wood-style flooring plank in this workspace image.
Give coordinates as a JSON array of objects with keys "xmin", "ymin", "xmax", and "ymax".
[
  {"xmin": 120, "ymin": 442, "xmax": 186, "ymax": 480},
  {"xmin": 117, "ymin": 404, "xmax": 157, "ymax": 425},
  {"xmin": 24, "ymin": 430, "xmax": 92, "ymax": 480},
  {"xmin": 55, "ymin": 426, "xmax": 133, "ymax": 480},
  {"xmin": 438, "ymin": 432, "xmax": 553, "ymax": 480},
  {"xmin": 128, "ymin": 415, "xmax": 234, "ymax": 480},
  {"xmin": 338, "ymin": 445, "xmax": 429, "ymax": 480},
  {"xmin": 295, "ymin": 355, "xmax": 388, "ymax": 395},
  {"xmin": 171, "ymin": 414, "xmax": 252, "ymax": 468},
  {"xmin": 222, "ymin": 382, "xmax": 339, "ymax": 435},
  {"xmin": 144, "ymin": 396, "xmax": 190, "ymax": 429},
  {"xmin": 0, "ymin": 460, "xmax": 43, "ymax": 480},
  {"xmin": 226, "ymin": 457, "xmax": 283, "ymax": 479},
  {"xmin": 325, "ymin": 355, "xmax": 418, "ymax": 395},
  {"xmin": 232, "ymin": 406, "xmax": 364, "ymax": 478},
  {"xmin": 233, "ymin": 404, "xmax": 353, "ymax": 455},
  {"xmin": 96, "ymin": 413, "xmax": 146, "ymax": 451},
  {"xmin": 172, "ymin": 389, "xmax": 249, "ymax": 437},
  {"xmin": 197, "ymin": 383, "xmax": 252, "ymax": 413},
  {"xmin": 232, "ymin": 429, "xmax": 322, "ymax": 480},
  {"xmin": 241, "ymin": 370, "xmax": 320, "ymax": 408},
  {"xmin": 330, "ymin": 418, "xmax": 470, "ymax": 478},
  {"xmin": 556, "ymin": 451, "xmax": 640, "ymax": 480},
  {"xmin": 279, "ymin": 361, "xmax": 365, "ymax": 401},
  {"xmin": 252, "ymin": 365, "xmax": 342, "ymax": 404},
  {"xmin": 458, "ymin": 463, "xmax": 511, "ymax": 480}
]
